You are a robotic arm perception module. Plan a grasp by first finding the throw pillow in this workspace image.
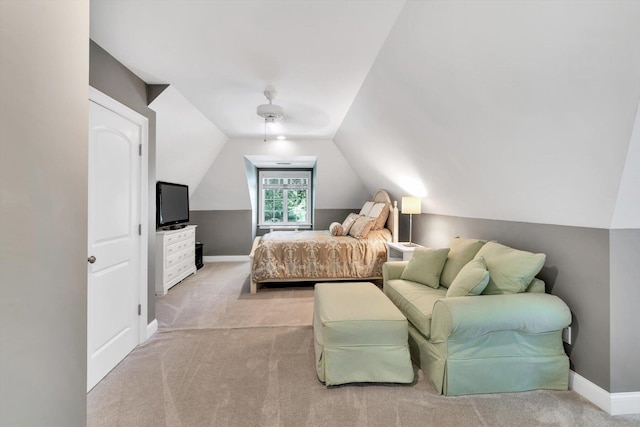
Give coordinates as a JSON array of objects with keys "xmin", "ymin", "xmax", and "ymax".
[
  {"xmin": 474, "ymin": 241, "xmax": 546, "ymax": 295},
  {"xmin": 400, "ymin": 247, "xmax": 450, "ymax": 289},
  {"xmin": 446, "ymin": 257, "xmax": 490, "ymax": 297},
  {"xmin": 329, "ymin": 222, "xmax": 344, "ymax": 236},
  {"xmin": 440, "ymin": 237, "xmax": 486, "ymax": 288},
  {"xmin": 359, "ymin": 201, "xmax": 375, "ymax": 216},
  {"xmin": 368, "ymin": 202, "xmax": 390, "ymax": 230},
  {"xmin": 341, "ymin": 213, "xmax": 360, "ymax": 234},
  {"xmin": 348, "ymin": 216, "xmax": 376, "ymax": 239}
]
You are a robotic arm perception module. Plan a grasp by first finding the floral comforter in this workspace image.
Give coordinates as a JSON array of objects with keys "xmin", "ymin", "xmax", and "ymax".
[{"xmin": 251, "ymin": 229, "xmax": 392, "ymax": 283}]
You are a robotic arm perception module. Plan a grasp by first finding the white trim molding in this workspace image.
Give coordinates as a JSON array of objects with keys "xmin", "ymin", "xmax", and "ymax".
[
  {"xmin": 146, "ymin": 319, "xmax": 158, "ymax": 341},
  {"xmin": 570, "ymin": 370, "xmax": 640, "ymax": 415},
  {"xmin": 203, "ymin": 255, "xmax": 250, "ymax": 262},
  {"xmin": 610, "ymin": 392, "xmax": 640, "ymax": 416}
]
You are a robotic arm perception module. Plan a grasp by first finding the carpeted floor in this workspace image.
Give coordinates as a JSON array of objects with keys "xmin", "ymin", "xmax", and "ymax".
[{"xmin": 87, "ymin": 262, "xmax": 640, "ymax": 427}]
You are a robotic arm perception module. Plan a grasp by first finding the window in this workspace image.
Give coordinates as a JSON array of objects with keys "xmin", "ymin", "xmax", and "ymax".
[{"xmin": 259, "ymin": 170, "xmax": 312, "ymax": 228}]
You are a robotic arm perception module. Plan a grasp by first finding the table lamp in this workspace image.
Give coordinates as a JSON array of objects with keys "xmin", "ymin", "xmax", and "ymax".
[{"xmin": 401, "ymin": 196, "xmax": 421, "ymax": 247}]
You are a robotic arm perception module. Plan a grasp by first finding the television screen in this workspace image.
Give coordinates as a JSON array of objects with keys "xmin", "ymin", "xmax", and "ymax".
[{"xmin": 156, "ymin": 181, "xmax": 189, "ymax": 229}]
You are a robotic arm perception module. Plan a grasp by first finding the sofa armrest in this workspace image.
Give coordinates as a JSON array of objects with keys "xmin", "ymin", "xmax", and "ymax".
[
  {"xmin": 431, "ymin": 293, "xmax": 571, "ymax": 343},
  {"xmin": 383, "ymin": 261, "xmax": 409, "ymax": 281}
]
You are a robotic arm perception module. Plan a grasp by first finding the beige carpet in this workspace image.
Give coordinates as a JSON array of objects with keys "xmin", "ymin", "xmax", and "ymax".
[{"xmin": 88, "ymin": 262, "xmax": 640, "ymax": 427}]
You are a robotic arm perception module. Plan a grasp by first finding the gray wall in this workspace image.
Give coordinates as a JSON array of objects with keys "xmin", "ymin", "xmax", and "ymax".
[
  {"xmin": 610, "ymin": 229, "xmax": 640, "ymax": 393},
  {"xmin": 0, "ymin": 1, "xmax": 89, "ymax": 425},
  {"xmin": 191, "ymin": 210, "xmax": 254, "ymax": 256},
  {"xmin": 314, "ymin": 209, "xmax": 358, "ymax": 230},
  {"xmin": 191, "ymin": 208, "xmax": 358, "ymax": 256},
  {"xmin": 412, "ymin": 213, "xmax": 620, "ymax": 392},
  {"xmin": 89, "ymin": 40, "xmax": 157, "ymax": 324}
]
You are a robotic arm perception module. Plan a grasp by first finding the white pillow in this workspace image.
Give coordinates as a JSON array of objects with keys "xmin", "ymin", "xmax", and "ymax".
[
  {"xmin": 367, "ymin": 202, "xmax": 385, "ymax": 218},
  {"xmin": 329, "ymin": 222, "xmax": 344, "ymax": 236},
  {"xmin": 359, "ymin": 201, "xmax": 375, "ymax": 216}
]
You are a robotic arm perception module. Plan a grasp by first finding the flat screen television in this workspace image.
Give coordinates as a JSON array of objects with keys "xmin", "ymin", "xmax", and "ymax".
[{"xmin": 156, "ymin": 181, "xmax": 189, "ymax": 229}]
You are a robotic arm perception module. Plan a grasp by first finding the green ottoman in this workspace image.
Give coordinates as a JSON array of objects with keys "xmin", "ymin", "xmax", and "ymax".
[{"xmin": 313, "ymin": 282, "xmax": 414, "ymax": 386}]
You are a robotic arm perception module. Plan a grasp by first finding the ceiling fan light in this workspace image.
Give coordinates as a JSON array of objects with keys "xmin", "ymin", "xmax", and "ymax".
[{"xmin": 257, "ymin": 103, "xmax": 284, "ymax": 122}]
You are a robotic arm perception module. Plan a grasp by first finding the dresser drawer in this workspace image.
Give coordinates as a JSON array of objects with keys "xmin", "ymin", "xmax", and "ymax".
[
  {"xmin": 164, "ymin": 263, "xmax": 180, "ymax": 283},
  {"xmin": 166, "ymin": 238, "xmax": 194, "ymax": 257},
  {"xmin": 182, "ymin": 227, "xmax": 195, "ymax": 240},
  {"xmin": 166, "ymin": 251, "xmax": 184, "ymax": 268}
]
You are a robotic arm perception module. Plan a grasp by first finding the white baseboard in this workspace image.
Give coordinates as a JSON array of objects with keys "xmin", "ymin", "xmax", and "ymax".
[
  {"xmin": 203, "ymin": 255, "xmax": 250, "ymax": 262},
  {"xmin": 569, "ymin": 370, "xmax": 640, "ymax": 415},
  {"xmin": 145, "ymin": 319, "xmax": 158, "ymax": 341},
  {"xmin": 610, "ymin": 392, "xmax": 640, "ymax": 416}
]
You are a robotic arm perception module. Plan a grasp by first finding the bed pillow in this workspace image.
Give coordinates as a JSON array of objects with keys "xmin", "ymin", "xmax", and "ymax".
[
  {"xmin": 329, "ymin": 222, "xmax": 344, "ymax": 236},
  {"xmin": 446, "ymin": 257, "xmax": 490, "ymax": 297},
  {"xmin": 359, "ymin": 201, "xmax": 375, "ymax": 216},
  {"xmin": 367, "ymin": 202, "xmax": 390, "ymax": 230},
  {"xmin": 475, "ymin": 241, "xmax": 546, "ymax": 295},
  {"xmin": 348, "ymin": 217, "xmax": 375, "ymax": 239},
  {"xmin": 440, "ymin": 237, "xmax": 487, "ymax": 288},
  {"xmin": 341, "ymin": 213, "xmax": 360, "ymax": 234},
  {"xmin": 400, "ymin": 247, "xmax": 450, "ymax": 289}
]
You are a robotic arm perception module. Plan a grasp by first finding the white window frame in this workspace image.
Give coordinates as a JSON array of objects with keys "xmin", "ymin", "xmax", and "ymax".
[{"xmin": 258, "ymin": 170, "xmax": 312, "ymax": 229}]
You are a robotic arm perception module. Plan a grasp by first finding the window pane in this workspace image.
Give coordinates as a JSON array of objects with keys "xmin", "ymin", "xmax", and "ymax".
[
  {"xmin": 263, "ymin": 187, "xmax": 285, "ymax": 223},
  {"xmin": 265, "ymin": 210, "xmax": 283, "ymax": 222},
  {"xmin": 264, "ymin": 189, "xmax": 283, "ymax": 201},
  {"xmin": 287, "ymin": 189, "xmax": 307, "ymax": 222}
]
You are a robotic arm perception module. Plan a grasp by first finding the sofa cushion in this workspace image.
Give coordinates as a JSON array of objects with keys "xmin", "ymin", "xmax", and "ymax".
[
  {"xmin": 400, "ymin": 247, "xmax": 450, "ymax": 289},
  {"xmin": 526, "ymin": 278, "xmax": 546, "ymax": 293},
  {"xmin": 446, "ymin": 257, "xmax": 490, "ymax": 297},
  {"xmin": 384, "ymin": 279, "xmax": 447, "ymax": 338},
  {"xmin": 475, "ymin": 241, "xmax": 546, "ymax": 295},
  {"xmin": 440, "ymin": 237, "xmax": 486, "ymax": 288}
]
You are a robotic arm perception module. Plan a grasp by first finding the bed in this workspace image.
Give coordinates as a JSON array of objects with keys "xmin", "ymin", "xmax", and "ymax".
[{"xmin": 249, "ymin": 190, "xmax": 399, "ymax": 293}]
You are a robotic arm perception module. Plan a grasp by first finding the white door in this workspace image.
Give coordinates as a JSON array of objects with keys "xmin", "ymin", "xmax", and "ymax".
[{"xmin": 87, "ymin": 99, "xmax": 142, "ymax": 391}]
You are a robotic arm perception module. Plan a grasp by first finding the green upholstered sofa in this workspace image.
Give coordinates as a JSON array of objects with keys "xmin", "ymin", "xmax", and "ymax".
[{"xmin": 382, "ymin": 237, "xmax": 572, "ymax": 396}]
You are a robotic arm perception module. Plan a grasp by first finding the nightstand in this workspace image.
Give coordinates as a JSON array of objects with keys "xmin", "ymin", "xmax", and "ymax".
[{"xmin": 385, "ymin": 241, "xmax": 423, "ymax": 262}]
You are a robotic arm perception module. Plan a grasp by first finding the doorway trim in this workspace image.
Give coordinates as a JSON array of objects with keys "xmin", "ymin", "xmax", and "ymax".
[{"xmin": 89, "ymin": 86, "xmax": 149, "ymax": 344}]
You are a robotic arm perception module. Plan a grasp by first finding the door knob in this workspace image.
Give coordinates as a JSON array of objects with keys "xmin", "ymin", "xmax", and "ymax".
[{"xmin": 88, "ymin": 256, "xmax": 96, "ymax": 264}]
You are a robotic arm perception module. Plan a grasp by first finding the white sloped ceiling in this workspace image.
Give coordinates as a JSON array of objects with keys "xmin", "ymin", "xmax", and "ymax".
[
  {"xmin": 150, "ymin": 86, "xmax": 228, "ymax": 196},
  {"xmin": 190, "ymin": 138, "xmax": 370, "ymax": 211},
  {"xmin": 335, "ymin": 0, "xmax": 640, "ymax": 228}
]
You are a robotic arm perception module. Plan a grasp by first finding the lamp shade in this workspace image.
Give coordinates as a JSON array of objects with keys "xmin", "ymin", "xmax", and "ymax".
[{"xmin": 401, "ymin": 196, "xmax": 421, "ymax": 215}]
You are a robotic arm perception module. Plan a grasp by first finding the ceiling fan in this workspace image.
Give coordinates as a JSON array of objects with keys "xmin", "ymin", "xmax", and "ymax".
[{"xmin": 257, "ymin": 87, "xmax": 284, "ymax": 141}]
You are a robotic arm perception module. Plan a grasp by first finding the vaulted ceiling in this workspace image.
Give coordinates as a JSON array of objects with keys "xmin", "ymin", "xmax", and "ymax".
[
  {"xmin": 90, "ymin": 0, "xmax": 404, "ymax": 139},
  {"xmin": 90, "ymin": 0, "xmax": 640, "ymax": 229}
]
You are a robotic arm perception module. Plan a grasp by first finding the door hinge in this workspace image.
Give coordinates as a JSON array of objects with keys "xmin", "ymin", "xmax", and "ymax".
[
  {"xmin": 139, "ymin": 144, "xmax": 142, "ymax": 156},
  {"xmin": 138, "ymin": 224, "xmax": 142, "ymax": 235},
  {"xmin": 138, "ymin": 304, "xmax": 142, "ymax": 316}
]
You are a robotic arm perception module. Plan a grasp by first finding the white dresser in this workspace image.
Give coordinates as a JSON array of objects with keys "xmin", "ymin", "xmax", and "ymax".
[{"xmin": 155, "ymin": 225, "xmax": 197, "ymax": 295}]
